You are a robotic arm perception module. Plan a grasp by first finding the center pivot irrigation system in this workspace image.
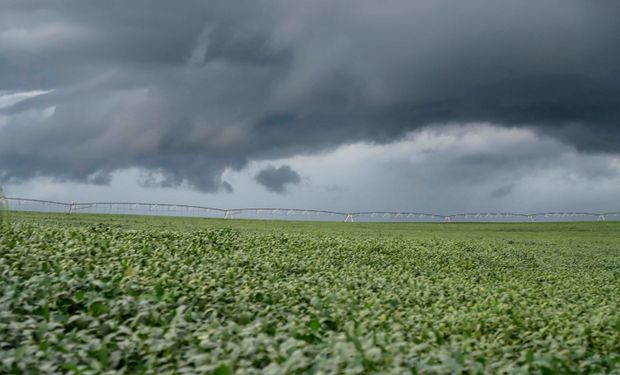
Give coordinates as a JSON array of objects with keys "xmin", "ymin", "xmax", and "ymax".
[{"xmin": 4, "ymin": 197, "xmax": 620, "ymax": 223}]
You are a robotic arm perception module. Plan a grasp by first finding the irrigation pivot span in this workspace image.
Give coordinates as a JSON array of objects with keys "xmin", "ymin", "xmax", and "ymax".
[{"xmin": 4, "ymin": 197, "xmax": 619, "ymax": 223}]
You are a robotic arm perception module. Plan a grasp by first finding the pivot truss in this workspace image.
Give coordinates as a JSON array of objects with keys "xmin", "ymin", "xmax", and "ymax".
[{"xmin": 5, "ymin": 197, "xmax": 620, "ymax": 223}]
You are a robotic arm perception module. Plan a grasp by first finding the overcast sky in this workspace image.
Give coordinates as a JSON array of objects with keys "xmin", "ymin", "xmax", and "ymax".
[{"xmin": 1, "ymin": 0, "xmax": 619, "ymax": 214}]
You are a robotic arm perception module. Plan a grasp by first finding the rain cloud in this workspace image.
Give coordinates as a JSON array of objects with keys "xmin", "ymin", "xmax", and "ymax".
[
  {"xmin": 1, "ymin": 0, "xmax": 620, "ymax": 192},
  {"xmin": 255, "ymin": 165, "xmax": 301, "ymax": 194}
]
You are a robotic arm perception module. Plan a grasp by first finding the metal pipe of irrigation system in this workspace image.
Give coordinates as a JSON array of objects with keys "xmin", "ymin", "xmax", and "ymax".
[{"xmin": 5, "ymin": 197, "xmax": 620, "ymax": 223}]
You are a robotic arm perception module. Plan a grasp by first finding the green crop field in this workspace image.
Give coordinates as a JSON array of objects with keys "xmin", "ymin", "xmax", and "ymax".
[{"xmin": 2, "ymin": 212, "xmax": 620, "ymax": 374}]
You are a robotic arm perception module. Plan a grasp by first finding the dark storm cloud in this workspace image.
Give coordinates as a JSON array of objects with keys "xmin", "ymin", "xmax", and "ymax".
[
  {"xmin": 1, "ymin": 0, "xmax": 620, "ymax": 191},
  {"xmin": 255, "ymin": 165, "xmax": 301, "ymax": 194}
]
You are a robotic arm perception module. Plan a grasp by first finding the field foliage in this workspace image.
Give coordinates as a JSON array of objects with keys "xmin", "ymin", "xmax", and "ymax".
[{"xmin": 1, "ymin": 215, "xmax": 620, "ymax": 373}]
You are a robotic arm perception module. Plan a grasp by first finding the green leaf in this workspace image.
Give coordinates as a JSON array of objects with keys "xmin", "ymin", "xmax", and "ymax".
[
  {"xmin": 89, "ymin": 301, "xmax": 109, "ymax": 316},
  {"xmin": 74, "ymin": 290, "xmax": 85, "ymax": 302},
  {"xmin": 308, "ymin": 319, "xmax": 320, "ymax": 332},
  {"xmin": 154, "ymin": 283, "xmax": 165, "ymax": 300},
  {"xmin": 214, "ymin": 364, "xmax": 233, "ymax": 375}
]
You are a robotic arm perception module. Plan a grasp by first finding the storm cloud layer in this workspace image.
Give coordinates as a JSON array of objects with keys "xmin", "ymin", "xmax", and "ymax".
[{"xmin": 1, "ymin": 0, "xmax": 620, "ymax": 192}]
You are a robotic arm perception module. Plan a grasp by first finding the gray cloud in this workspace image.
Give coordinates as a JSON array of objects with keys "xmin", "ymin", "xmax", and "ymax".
[
  {"xmin": 255, "ymin": 165, "xmax": 301, "ymax": 193},
  {"xmin": 490, "ymin": 184, "xmax": 514, "ymax": 199},
  {"xmin": 1, "ymin": 0, "xmax": 620, "ymax": 192},
  {"xmin": 5, "ymin": 124, "xmax": 619, "ymax": 214}
]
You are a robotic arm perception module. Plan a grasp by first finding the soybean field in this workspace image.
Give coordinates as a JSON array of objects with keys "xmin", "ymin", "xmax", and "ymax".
[{"xmin": 1, "ymin": 212, "xmax": 620, "ymax": 374}]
